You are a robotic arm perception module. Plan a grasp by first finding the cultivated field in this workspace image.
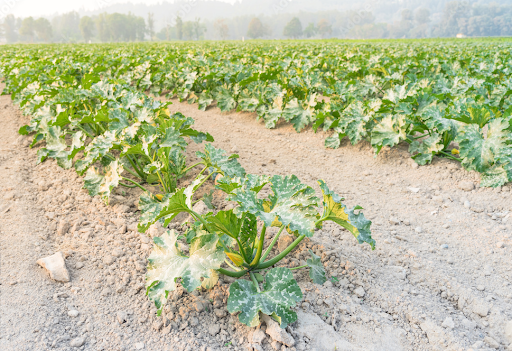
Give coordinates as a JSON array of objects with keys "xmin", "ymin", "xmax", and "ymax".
[{"xmin": 1, "ymin": 40, "xmax": 511, "ymax": 351}]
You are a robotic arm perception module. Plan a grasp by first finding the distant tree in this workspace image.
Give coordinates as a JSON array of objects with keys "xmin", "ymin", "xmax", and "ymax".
[
  {"xmin": 147, "ymin": 13, "xmax": 154, "ymax": 40},
  {"xmin": 247, "ymin": 17, "xmax": 266, "ymax": 39},
  {"xmin": 96, "ymin": 13, "xmax": 109, "ymax": 42},
  {"xmin": 182, "ymin": 21, "xmax": 194, "ymax": 40},
  {"xmin": 192, "ymin": 18, "xmax": 206, "ymax": 40},
  {"xmin": 283, "ymin": 17, "xmax": 303, "ymax": 38},
  {"xmin": 214, "ymin": 19, "xmax": 229, "ymax": 40},
  {"xmin": 317, "ymin": 19, "xmax": 332, "ymax": 38},
  {"xmin": 3, "ymin": 14, "xmax": 18, "ymax": 43},
  {"xmin": 34, "ymin": 18, "xmax": 52, "ymax": 42},
  {"xmin": 19, "ymin": 17, "xmax": 35, "ymax": 42},
  {"xmin": 401, "ymin": 9, "xmax": 414, "ymax": 21},
  {"xmin": 52, "ymin": 11, "xmax": 81, "ymax": 42},
  {"xmin": 175, "ymin": 16, "xmax": 183, "ymax": 40},
  {"xmin": 415, "ymin": 8, "xmax": 431, "ymax": 25},
  {"xmin": 303, "ymin": 23, "xmax": 317, "ymax": 38},
  {"xmin": 79, "ymin": 16, "xmax": 94, "ymax": 42}
]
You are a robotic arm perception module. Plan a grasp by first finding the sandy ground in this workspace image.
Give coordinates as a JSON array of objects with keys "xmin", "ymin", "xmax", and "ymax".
[{"xmin": 1, "ymin": 85, "xmax": 512, "ymax": 351}]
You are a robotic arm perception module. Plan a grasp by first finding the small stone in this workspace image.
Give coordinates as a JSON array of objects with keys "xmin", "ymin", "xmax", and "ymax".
[
  {"xmin": 75, "ymin": 262, "xmax": 84, "ymax": 269},
  {"xmin": 270, "ymin": 341, "xmax": 282, "ymax": 350},
  {"xmin": 37, "ymin": 252, "xmax": 70, "ymax": 282},
  {"xmin": 464, "ymin": 201, "xmax": 471, "ymax": 208},
  {"xmin": 389, "ymin": 217, "xmax": 400, "ymax": 225},
  {"xmin": 69, "ymin": 337, "xmax": 85, "ymax": 347},
  {"xmin": 67, "ymin": 310, "xmax": 79, "ymax": 317},
  {"xmin": 208, "ymin": 324, "xmax": 220, "ymax": 336},
  {"xmin": 134, "ymin": 342, "xmax": 145, "ymax": 350},
  {"xmin": 57, "ymin": 220, "xmax": 70, "ymax": 236},
  {"xmin": 100, "ymin": 288, "xmax": 112, "ymax": 296},
  {"xmin": 411, "ymin": 162, "xmax": 419, "ymax": 169},
  {"xmin": 153, "ymin": 320, "xmax": 163, "ymax": 331},
  {"xmin": 484, "ymin": 336, "xmax": 500, "ymax": 349},
  {"xmin": 193, "ymin": 301, "xmax": 205, "ymax": 312},
  {"xmin": 440, "ymin": 244, "xmax": 449, "ymax": 249},
  {"xmin": 192, "ymin": 201, "xmax": 209, "ymax": 215},
  {"xmin": 117, "ymin": 311, "xmax": 128, "ymax": 324},
  {"xmin": 261, "ymin": 314, "xmax": 295, "ymax": 346},
  {"xmin": 114, "ymin": 205, "xmax": 130, "ymax": 214},
  {"xmin": 458, "ymin": 181, "xmax": 475, "ymax": 191},
  {"xmin": 251, "ymin": 329, "xmax": 266, "ymax": 344},
  {"xmin": 496, "ymin": 242, "xmax": 505, "ymax": 248},
  {"xmin": 214, "ymin": 308, "xmax": 227, "ymax": 318},
  {"xmin": 414, "ymin": 227, "xmax": 423, "ymax": 233},
  {"xmin": 323, "ymin": 281, "xmax": 333, "ymax": 288},
  {"xmin": 441, "ymin": 317, "xmax": 454, "ymax": 329},
  {"xmin": 354, "ymin": 287, "xmax": 365, "ymax": 297},
  {"xmin": 505, "ymin": 320, "xmax": 512, "ymax": 344},
  {"xmin": 408, "ymin": 187, "xmax": 420, "ymax": 193},
  {"xmin": 476, "ymin": 285, "xmax": 485, "ymax": 291},
  {"xmin": 112, "ymin": 248, "xmax": 124, "ymax": 257},
  {"xmin": 103, "ymin": 255, "xmax": 115, "ymax": 265},
  {"xmin": 472, "ymin": 301, "xmax": 489, "ymax": 317}
]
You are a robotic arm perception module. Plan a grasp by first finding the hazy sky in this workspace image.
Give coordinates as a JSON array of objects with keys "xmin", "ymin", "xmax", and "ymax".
[{"xmin": 1, "ymin": 0, "xmax": 237, "ymax": 18}]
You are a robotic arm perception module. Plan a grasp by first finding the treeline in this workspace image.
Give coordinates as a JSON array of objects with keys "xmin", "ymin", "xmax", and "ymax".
[
  {"xmin": 1, "ymin": 1, "xmax": 512, "ymax": 43},
  {"xmin": 0, "ymin": 12, "xmax": 155, "ymax": 43}
]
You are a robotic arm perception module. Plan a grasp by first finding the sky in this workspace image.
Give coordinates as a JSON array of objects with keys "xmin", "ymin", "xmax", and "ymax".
[{"xmin": 1, "ymin": 0, "xmax": 237, "ymax": 18}]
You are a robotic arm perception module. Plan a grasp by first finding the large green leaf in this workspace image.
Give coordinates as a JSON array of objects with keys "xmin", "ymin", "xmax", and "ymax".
[
  {"xmin": 146, "ymin": 230, "xmax": 225, "ymax": 314},
  {"xmin": 196, "ymin": 143, "xmax": 246, "ymax": 178},
  {"xmin": 282, "ymin": 95, "xmax": 317, "ymax": 132},
  {"xmin": 317, "ymin": 180, "xmax": 375, "ymax": 249},
  {"xmin": 371, "ymin": 114, "xmax": 407, "ymax": 154},
  {"xmin": 75, "ymin": 131, "xmax": 117, "ymax": 174},
  {"xmin": 230, "ymin": 175, "xmax": 319, "ymax": 237},
  {"xmin": 409, "ymin": 133, "xmax": 444, "ymax": 165},
  {"xmin": 227, "ymin": 267, "xmax": 303, "ymax": 328},
  {"xmin": 456, "ymin": 118, "xmax": 510, "ymax": 173},
  {"xmin": 207, "ymin": 210, "xmax": 257, "ymax": 263},
  {"xmin": 306, "ymin": 250, "xmax": 326, "ymax": 285}
]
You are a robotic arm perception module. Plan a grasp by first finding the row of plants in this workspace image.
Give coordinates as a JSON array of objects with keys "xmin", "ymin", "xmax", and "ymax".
[
  {"xmin": 0, "ymin": 45, "xmax": 375, "ymax": 328},
  {"xmin": 2, "ymin": 42, "xmax": 512, "ymax": 186}
]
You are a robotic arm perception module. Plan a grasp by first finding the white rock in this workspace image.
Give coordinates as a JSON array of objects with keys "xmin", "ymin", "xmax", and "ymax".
[
  {"xmin": 458, "ymin": 181, "xmax": 475, "ymax": 191},
  {"xmin": 117, "ymin": 311, "xmax": 128, "ymax": 324},
  {"xmin": 69, "ymin": 337, "xmax": 85, "ymax": 347},
  {"xmin": 250, "ymin": 329, "xmax": 266, "ymax": 344},
  {"xmin": 389, "ymin": 217, "xmax": 400, "ymax": 225},
  {"xmin": 295, "ymin": 311, "xmax": 354, "ymax": 351},
  {"xmin": 57, "ymin": 220, "xmax": 70, "ymax": 236},
  {"xmin": 134, "ymin": 342, "xmax": 145, "ymax": 350},
  {"xmin": 408, "ymin": 187, "xmax": 420, "ymax": 193},
  {"xmin": 261, "ymin": 314, "xmax": 295, "ymax": 346},
  {"xmin": 484, "ymin": 336, "xmax": 500, "ymax": 349},
  {"xmin": 415, "ymin": 227, "xmax": 423, "ymax": 233},
  {"xmin": 471, "ymin": 301, "xmax": 489, "ymax": 317},
  {"xmin": 505, "ymin": 320, "xmax": 512, "ymax": 344},
  {"xmin": 37, "ymin": 252, "xmax": 70, "ymax": 282},
  {"xmin": 354, "ymin": 287, "xmax": 365, "ymax": 297},
  {"xmin": 192, "ymin": 201, "xmax": 209, "ymax": 215},
  {"xmin": 441, "ymin": 317, "xmax": 454, "ymax": 329},
  {"xmin": 67, "ymin": 310, "xmax": 79, "ymax": 317},
  {"xmin": 464, "ymin": 201, "xmax": 471, "ymax": 208}
]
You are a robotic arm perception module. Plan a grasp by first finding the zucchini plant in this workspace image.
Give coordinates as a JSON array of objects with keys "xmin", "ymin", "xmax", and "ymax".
[{"xmin": 139, "ymin": 171, "xmax": 375, "ymax": 328}]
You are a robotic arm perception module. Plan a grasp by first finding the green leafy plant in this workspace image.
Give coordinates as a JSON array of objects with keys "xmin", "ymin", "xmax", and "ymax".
[{"xmin": 140, "ymin": 171, "xmax": 375, "ymax": 328}]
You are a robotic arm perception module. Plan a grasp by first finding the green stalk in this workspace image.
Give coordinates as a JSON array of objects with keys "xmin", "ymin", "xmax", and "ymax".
[
  {"xmin": 75, "ymin": 125, "xmax": 94, "ymax": 139},
  {"xmin": 126, "ymin": 155, "xmax": 146, "ymax": 180},
  {"xmin": 256, "ymin": 234, "xmax": 306, "ymax": 270},
  {"xmin": 224, "ymin": 259, "xmax": 240, "ymax": 271},
  {"xmin": 289, "ymin": 264, "xmax": 308, "ymax": 271},
  {"xmin": 249, "ymin": 224, "xmax": 266, "ymax": 266},
  {"xmin": 124, "ymin": 166, "xmax": 143, "ymax": 179},
  {"xmin": 439, "ymin": 150, "xmax": 461, "ymax": 162},
  {"xmin": 119, "ymin": 181, "xmax": 138, "ymax": 188},
  {"xmin": 260, "ymin": 225, "xmax": 285, "ymax": 262},
  {"xmin": 182, "ymin": 161, "xmax": 204, "ymax": 174},
  {"xmin": 121, "ymin": 177, "xmax": 149, "ymax": 192},
  {"xmin": 250, "ymin": 272, "xmax": 261, "ymax": 293},
  {"xmin": 218, "ymin": 267, "xmax": 247, "ymax": 278}
]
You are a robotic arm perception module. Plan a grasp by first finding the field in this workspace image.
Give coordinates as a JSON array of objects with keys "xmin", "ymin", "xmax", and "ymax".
[{"xmin": 0, "ymin": 40, "xmax": 511, "ymax": 351}]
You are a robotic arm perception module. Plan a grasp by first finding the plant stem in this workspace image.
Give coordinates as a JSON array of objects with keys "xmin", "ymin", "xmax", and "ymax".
[
  {"xmin": 256, "ymin": 234, "xmax": 306, "ymax": 270},
  {"xmin": 126, "ymin": 155, "xmax": 146, "ymax": 179},
  {"xmin": 124, "ymin": 166, "xmax": 142, "ymax": 179},
  {"xmin": 250, "ymin": 224, "xmax": 266, "ymax": 266},
  {"xmin": 182, "ymin": 161, "xmax": 203, "ymax": 174},
  {"xmin": 75, "ymin": 125, "xmax": 94, "ymax": 139},
  {"xmin": 121, "ymin": 177, "xmax": 149, "ymax": 192},
  {"xmin": 224, "ymin": 259, "xmax": 240, "ymax": 271},
  {"xmin": 250, "ymin": 272, "xmax": 261, "ymax": 293},
  {"xmin": 439, "ymin": 150, "xmax": 461, "ymax": 162},
  {"xmin": 218, "ymin": 267, "xmax": 247, "ymax": 278},
  {"xmin": 289, "ymin": 264, "xmax": 308, "ymax": 271},
  {"xmin": 119, "ymin": 181, "xmax": 137, "ymax": 188},
  {"xmin": 260, "ymin": 225, "xmax": 285, "ymax": 262}
]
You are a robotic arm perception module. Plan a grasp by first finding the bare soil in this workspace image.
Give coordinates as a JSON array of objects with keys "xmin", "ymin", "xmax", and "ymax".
[{"xmin": 1, "ymin": 85, "xmax": 512, "ymax": 351}]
